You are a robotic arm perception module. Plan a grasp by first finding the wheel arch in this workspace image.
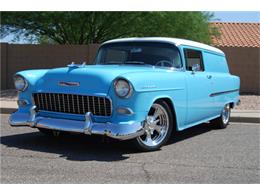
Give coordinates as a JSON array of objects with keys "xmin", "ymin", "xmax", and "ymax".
[
  {"xmin": 224, "ymin": 101, "xmax": 236, "ymax": 109},
  {"xmin": 153, "ymin": 97, "xmax": 178, "ymax": 131},
  {"xmin": 229, "ymin": 102, "xmax": 235, "ymax": 108}
]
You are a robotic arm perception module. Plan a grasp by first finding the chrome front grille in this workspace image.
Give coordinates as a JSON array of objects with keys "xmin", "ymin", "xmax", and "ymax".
[{"xmin": 33, "ymin": 93, "xmax": 112, "ymax": 116}]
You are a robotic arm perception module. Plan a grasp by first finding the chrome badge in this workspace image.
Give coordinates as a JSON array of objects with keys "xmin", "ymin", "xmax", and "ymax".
[{"xmin": 59, "ymin": 81, "xmax": 80, "ymax": 87}]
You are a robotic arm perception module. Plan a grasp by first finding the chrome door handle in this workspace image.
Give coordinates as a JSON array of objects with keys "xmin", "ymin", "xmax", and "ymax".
[{"xmin": 207, "ymin": 75, "xmax": 212, "ymax": 79}]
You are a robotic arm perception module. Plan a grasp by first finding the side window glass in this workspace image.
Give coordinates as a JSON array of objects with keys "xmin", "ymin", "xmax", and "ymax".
[
  {"xmin": 184, "ymin": 49, "xmax": 204, "ymax": 71},
  {"xmin": 173, "ymin": 52, "xmax": 182, "ymax": 69}
]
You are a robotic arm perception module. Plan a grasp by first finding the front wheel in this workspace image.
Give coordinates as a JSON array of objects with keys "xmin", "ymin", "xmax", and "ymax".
[
  {"xmin": 133, "ymin": 100, "xmax": 173, "ymax": 151},
  {"xmin": 211, "ymin": 104, "xmax": 231, "ymax": 129}
]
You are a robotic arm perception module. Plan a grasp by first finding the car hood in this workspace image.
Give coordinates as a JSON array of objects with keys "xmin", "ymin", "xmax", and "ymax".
[{"xmin": 34, "ymin": 65, "xmax": 166, "ymax": 95}]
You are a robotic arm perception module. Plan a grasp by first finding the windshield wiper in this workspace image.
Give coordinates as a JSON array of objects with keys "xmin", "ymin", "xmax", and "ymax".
[
  {"xmin": 124, "ymin": 61, "xmax": 155, "ymax": 67},
  {"xmin": 105, "ymin": 61, "xmax": 123, "ymax": 64},
  {"xmin": 124, "ymin": 61, "xmax": 145, "ymax": 65},
  {"xmin": 103, "ymin": 61, "xmax": 153, "ymax": 66}
]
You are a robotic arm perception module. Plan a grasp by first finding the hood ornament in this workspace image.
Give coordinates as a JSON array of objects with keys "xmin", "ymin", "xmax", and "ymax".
[
  {"xmin": 67, "ymin": 62, "xmax": 78, "ymax": 68},
  {"xmin": 59, "ymin": 81, "xmax": 80, "ymax": 87},
  {"xmin": 67, "ymin": 61, "xmax": 87, "ymax": 68}
]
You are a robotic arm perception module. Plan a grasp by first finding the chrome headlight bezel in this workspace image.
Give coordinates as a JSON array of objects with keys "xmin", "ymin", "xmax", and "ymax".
[
  {"xmin": 13, "ymin": 75, "xmax": 28, "ymax": 92},
  {"xmin": 114, "ymin": 78, "xmax": 133, "ymax": 98}
]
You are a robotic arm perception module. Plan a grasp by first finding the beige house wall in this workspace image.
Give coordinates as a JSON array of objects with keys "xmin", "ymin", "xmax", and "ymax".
[
  {"xmin": 219, "ymin": 47, "xmax": 260, "ymax": 94},
  {"xmin": 0, "ymin": 43, "xmax": 99, "ymax": 89}
]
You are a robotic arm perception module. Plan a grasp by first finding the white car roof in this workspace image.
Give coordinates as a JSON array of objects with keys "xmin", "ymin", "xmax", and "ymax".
[{"xmin": 103, "ymin": 37, "xmax": 224, "ymax": 55}]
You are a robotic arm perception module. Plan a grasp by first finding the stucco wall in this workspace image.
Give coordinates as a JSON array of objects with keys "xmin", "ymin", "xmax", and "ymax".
[
  {"xmin": 0, "ymin": 43, "xmax": 259, "ymax": 94},
  {"xmin": 218, "ymin": 47, "xmax": 260, "ymax": 94},
  {"xmin": 0, "ymin": 43, "xmax": 99, "ymax": 89}
]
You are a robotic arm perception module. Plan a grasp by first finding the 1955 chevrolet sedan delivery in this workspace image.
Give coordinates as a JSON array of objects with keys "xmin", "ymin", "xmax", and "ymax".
[{"xmin": 9, "ymin": 37, "xmax": 240, "ymax": 151}]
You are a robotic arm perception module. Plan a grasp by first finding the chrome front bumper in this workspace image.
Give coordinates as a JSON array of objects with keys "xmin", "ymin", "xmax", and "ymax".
[{"xmin": 9, "ymin": 107, "xmax": 145, "ymax": 140}]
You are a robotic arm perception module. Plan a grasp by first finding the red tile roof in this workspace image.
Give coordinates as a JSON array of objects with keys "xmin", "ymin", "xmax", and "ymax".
[{"xmin": 211, "ymin": 22, "xmax": 260, "ymax": 48}]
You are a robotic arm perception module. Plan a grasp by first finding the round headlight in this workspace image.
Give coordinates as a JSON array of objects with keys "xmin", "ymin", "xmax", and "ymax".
[
  {"xmin": 14, "ymin": 75, "xmax": 28, "ymax": 91},
  {"xmin": 114, "ymin": 79, "xmax": 133, "ymax": 98}
]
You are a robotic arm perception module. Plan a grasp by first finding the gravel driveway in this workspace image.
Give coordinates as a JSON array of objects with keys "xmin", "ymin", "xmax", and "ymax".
[{"xmin": 235, "ymin": 95, "xmax": 260, "ymax": 110}]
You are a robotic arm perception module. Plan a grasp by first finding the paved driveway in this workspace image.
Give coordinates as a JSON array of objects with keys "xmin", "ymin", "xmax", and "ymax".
[{"xmin": 1, "ymin": 114, "xmax": 259, "ymax": 183}]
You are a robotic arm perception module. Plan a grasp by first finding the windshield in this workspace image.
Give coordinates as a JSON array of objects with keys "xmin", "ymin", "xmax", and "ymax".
[{"xmin": 95, "ymin": 42, "xmax": 182, "ymax": 69}]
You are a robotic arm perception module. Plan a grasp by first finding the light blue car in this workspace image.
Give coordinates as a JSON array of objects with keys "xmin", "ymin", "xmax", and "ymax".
[{"xmin": 9, "ymin": 37, "xmax": 240, "ymax": 151}]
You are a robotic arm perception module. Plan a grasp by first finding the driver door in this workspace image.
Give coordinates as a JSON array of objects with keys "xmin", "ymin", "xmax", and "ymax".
[{"xmin": 184, "ymin": 48, "xmax": 214, "ymax": 124}]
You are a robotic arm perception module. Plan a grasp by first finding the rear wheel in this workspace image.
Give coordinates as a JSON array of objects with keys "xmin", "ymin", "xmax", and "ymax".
[
  {"xmin": 211, "ymin": 104, "xmax": 231, "ymax": 129},
  {"xmin": 134, "ymin": 100, "xmax": 173, "ymax": 151}
]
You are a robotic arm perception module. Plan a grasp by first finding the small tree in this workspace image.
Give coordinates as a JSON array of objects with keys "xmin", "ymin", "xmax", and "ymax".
[{"xmin": 0, "ymin": 12, "xmax": 217, "ymax": 44}]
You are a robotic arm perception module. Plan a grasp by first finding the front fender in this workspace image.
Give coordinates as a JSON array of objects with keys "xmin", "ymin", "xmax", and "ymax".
[
  {"xmin": 16, "ymin": 69, "xmax": 49, "ymax": 88},
  {"xmin": 108, "ymin": 71, "xmax": 187, "ymax": 129},
  {"xmin": 14, "ymin": 69, "xmax": 49, "ymax": 112}
]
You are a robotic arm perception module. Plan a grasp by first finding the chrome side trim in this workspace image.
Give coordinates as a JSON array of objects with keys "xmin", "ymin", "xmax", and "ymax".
[{"xmin": 209, "ymin": 89, "xmax": 239, "ymax": 97}]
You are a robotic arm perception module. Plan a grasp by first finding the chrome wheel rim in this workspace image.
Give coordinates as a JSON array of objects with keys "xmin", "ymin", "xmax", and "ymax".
[
  {"xmin": 222, "ymin": 104, "xmax": 230, "ymax": 124},
  {"xmin": 138, "ymin": 103, "xmax": 169, "ymax": 147}
]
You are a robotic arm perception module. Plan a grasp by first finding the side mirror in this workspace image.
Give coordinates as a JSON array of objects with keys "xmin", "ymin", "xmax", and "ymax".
[{"xmin": 191, "ymin": 64, "xmax": 200, "ymax": 73}]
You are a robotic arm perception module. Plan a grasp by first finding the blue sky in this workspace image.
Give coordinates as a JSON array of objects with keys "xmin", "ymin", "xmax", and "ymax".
[
  {"xmin": 213, "ymin": 11, "xmax": 260, "ymax": 22},
  {"xmin": 1, "ymin": 11, "xmax": 259, "ymax": 43}
]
